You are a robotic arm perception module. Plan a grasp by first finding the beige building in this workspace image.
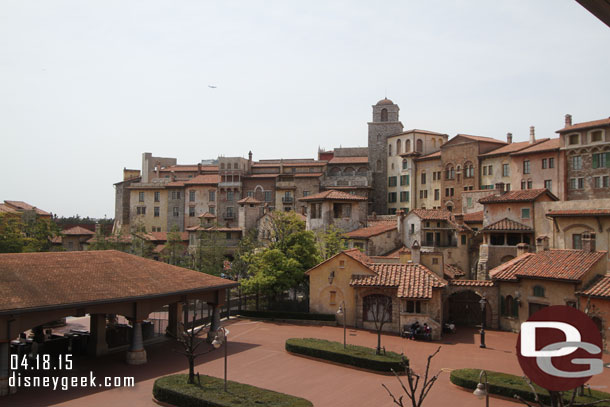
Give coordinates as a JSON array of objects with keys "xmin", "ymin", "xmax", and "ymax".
[
  {"xmin": 183, "ymin": 174, "xmax": 219, "ymax": 229},
  {"xmin": 300, "ymin": 190, "xmax": 368, "ymax": 233},
  {"xmin": 413, "ymin": 151, "xmax": 443, "ymax": 210},
  {"xmin": 128, "ymin": 183, "xmax": 169, "ymax": 233},
  {"xmin": 344, "ymin": 221, "xmax": 399, "ymax": 256},
  {"xmin": 386, "ymin": 130, "xmax": 448, "ymax": 214}
]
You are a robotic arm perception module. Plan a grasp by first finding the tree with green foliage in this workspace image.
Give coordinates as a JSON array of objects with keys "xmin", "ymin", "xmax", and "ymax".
[
  {"xmin": 22, "ymin": 217, "xmax": 61, "ymax": 252},
  {"xmin": 0, "ymin": 213, "xmax": 25, "ymax": 253},
  {"xmin": 316, "ymin": 225, "xmax": 347, "ymax": 260},
  {"xmin": 194, "ymin": 226, "xmax": 227, "ymax": 276},
  {"xmin": 163, "ymin": 226, "xmax": 188, "ymax": 266},
  {"xmin": 130, "ymin": 221, "xmax": 153, "ymax": 258}
]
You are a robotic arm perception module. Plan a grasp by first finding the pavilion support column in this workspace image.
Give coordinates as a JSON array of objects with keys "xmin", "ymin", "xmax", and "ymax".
[
  {"xmin": 207, "ymin": 303, "xmax": 220, "ymax": 342},
  {"xmin": 126, "ymin": 320, "xmax": 147, "ymax": 365},
  {"xmin": 166, "ymin": 302, "xmax": 183, "ymax": 338},
  {"xmin": 87, "ymin": 314, "xmax": 108, "ymax": 357},
  {"xmin": 0, "ymin": 340, "xmax": 15, "ymax": 396}
]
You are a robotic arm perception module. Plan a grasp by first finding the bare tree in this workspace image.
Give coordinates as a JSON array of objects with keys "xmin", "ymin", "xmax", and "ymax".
[
  {"xmin": 382, "ymin": 346, "xmax": 442, "ymax": 407},
  {"xmin": 168, "ymin": 301, "xmax": 212, "ymax": 384},
  {"xmin": 366, "ymin": 294, "xmax": 393, "ymax": 355},
  {"xmin": 513, "ymin": 377, "xmax": 610, "ymax": 407}
]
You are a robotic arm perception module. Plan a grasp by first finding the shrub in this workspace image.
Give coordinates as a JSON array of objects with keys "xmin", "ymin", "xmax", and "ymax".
[
  {"xmin": 285, "ymin": 338, "xmax": 407, "ymax": 373},
  {"xmin": 449, "ymin": 368, "xmax": 610, "ymax": 406},
  {"xmin": 238, "ymin": 310, "xmax": 336, "ymax": 321},
  {"xmin": 153, "ymin": 374, "xmax": 313, "ymax": 407}
]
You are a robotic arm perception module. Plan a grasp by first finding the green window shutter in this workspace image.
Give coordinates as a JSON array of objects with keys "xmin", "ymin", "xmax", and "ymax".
[
  {"xmin": 593, "ymin": 154, "xmax": 599, "ymax": 169},
  {"xmin": 500, "ymin": 296, "xmax": 505, "ymax": 316},
  {"xmin": 605, "ymin": 152, "xmax": 610, "ymax": 168},
  {"xmin": 406, "ymin": 175, "xmax": 410, "ymax": 186},
  {"xmin": 406, "ymin": 191, "xmax": 410, "ymax": 202},
  {"xmin": 512, "ymin": 300, "xmax": 519, "ymax": 317}
]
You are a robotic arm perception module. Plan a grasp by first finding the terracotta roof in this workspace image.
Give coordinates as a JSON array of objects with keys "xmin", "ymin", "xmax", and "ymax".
[
  {"xmin": 463, "ymin": 211, "xmax": 484, "ymax": 223},
  {"xmin": 294, "ymin": 172, "xmax": 323, "ymax": 178},
  {"xmin": 376, "ymin": 98, "xmax": 394, "ymax": 105},
  {"xmin": 184, "ymin": 174, "xmax": 220, "ymax": 185},
  {"xmin": 0, "ymin": 251, "xmax": 237, "ymax": 313},
  {"xmin": 3, "ymin": 201, "xmax": 50, "ymax": 216},
  {"xmin": 556, "ymin": 117, "xmax": 610, "ymax": 133},
  {"xmin": 399, "ymin": 129, "xmax": 448, "ymax": 136},
  {"xmin": 478, "ymin": 189, "xmax": 558, "ymax": 204},
  {"xmin": 246, "ymin": 173, "xmax": 279, "ymax": 178},
  {"xmin": 152, "ymin": 244, "xmax": 166, "ymax": 254},
  {"xmin": 444, "ymin": 264, "xmax": 466, "ymax": 279},
  {"xmin": 187, "ymin": 226, "xmax": 242, "ymax": 233},
  {"xmin": 86, "ymin": 234, "xmax": 132, "ymax": 244},
  {"xmin": 328, "ymin": 156, "xmax": 369, "ymax": 164},
  {"xmin": 490, "ymin": 249, "xmax": 607, "ymax": 282},
  {"xmin": 62, "ymin": 226, "xmax": 95, "ymax": 236},
  {"xmin": 452, "ymin": 134, "xmax": 507, "ymax": 144},
  {"xmin": 350, "ymin": 263, "xmax": 447, "ymax": 299},
  {"xmin": 578, "ymin": 274, "xmax": 610, "ymax": 299},
  {"xmin": 160, "ymin": 165, "xmax": 200, "ymax": 172},
  {"xmin": 381, "ymin": 246, "xmax": 410, "ymax": 258},
  {"xmin": 510, "ymin": 138, "xmax": 560, "ymax": 155},
  {"xmin": 344, "ymin": 223, "xmax": 397, "ymax": 239},
  {"xmin": 546, "ymin": 209, "xmax": 610, "ymax": 217},
  {"xmin": 448, "ymin": 280, "xmax": 495, "ymax": 287},
  {"xmin": 144, "ymin": 232, "xmax": 189, "ymax": 242},
  {"xmin": 410, "ymin": 209, "xmax": 452, "ymax": 221},
  {"xmin": 414, "ymin": 151, "xmax": 441, "ymax": 161},
  {"xmin": 237, "ymin": 196, "xmax": 263, "ymax": 204},
  {"xmin": 342, "ymin": 248, "xmax": 372, "ymax": 265},
  {"xmin": 166, "ymin": 181, "xmax": 185, "ymax": 187},
  {"xmin": 198, "ymin": 212, "xmax": 216, "ymax": 218},
  {"xmin": 482, "ymin": 218, "xmax": 532, "ymax": 232},
  {"xmin": 299, "ymin": 190, "xmax": 367, "ymax": 202},
  {"xmin": 480, "ymin": 140, "xmax": 547, "ymax": 157},
  {"xmin": 0, "ymin": 204, "xmax": 19, "ymax": 215}
]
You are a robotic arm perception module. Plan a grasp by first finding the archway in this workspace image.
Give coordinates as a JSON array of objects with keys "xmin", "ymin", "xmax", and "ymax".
[{"xmin": 446, "ymin": 291, "xmax": 491, "ymax": 327}]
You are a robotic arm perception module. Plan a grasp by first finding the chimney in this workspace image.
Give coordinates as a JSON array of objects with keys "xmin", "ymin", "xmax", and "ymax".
[
  {"xmin": 535, "ymin": 235, "xmax": 549, "ymax": 252},
  {"xmin": 411, "ymin": 240, "xmax": 421, "ymax": 264},
  {"xmin": 516, "ymin": 243, "xmax": 529, "ymax": 257},
  {"xmin": 248, "ymin": 151, "xmax": 253, "ymax": 165},
  {"xmin": 495, "ymin": 182, "xmax": 506, "ymax": 194},
  {"xmin": 155, "ymin": 161, "xmax": 161, "ymax": 178},
  {"xmin": 565, "ymin": 114, "xmax": 572, "ymax": 127},
  {"xmin": 507, "ymin": 132, "xmax": 513, "ymax": 144},
  {"xmin": 197, "ymin": 163, "xmax": 202, "ymax": 174},
  {"xmin": 582, "ymin": 232, "xmax": 596, "ymax": 252},
  {"xmin": 529, "ymin": 126, "xmax": 535, "ymax": 144}
]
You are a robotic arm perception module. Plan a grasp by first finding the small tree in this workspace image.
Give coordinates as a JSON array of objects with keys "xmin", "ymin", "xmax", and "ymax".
[
  {"xmin": 163, "ymin": 225, "xmax": 187, "ymax": 266},
  {"xmin": 382, "ymin": 347, "xmax": 442, "ymax": 407},
  {"xmin": 316, "ymin": 225, "xmax": 346, "ymax": 260},
  {"xmin": 366, "ymin": 294, "xmax": 393, "ymax": 355},
  {"xmin": 170, "ymin": 301, "xmax": 211, "ymax": 384},
  {"xmin": 195, "ymin": 227, "xmax": 226, "ymax": 276}
]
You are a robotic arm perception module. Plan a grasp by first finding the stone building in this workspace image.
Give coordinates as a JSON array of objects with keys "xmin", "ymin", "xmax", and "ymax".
[
  {"xmin": 321, "ymin": 147, "xmax": 372, "ymax": 210},
  {"xmin": 54, "ymin": 226, "xmax": 95, "ymax": 251},
  {"xmin": 440, "ymin": 134, "xmax": 506, "ymax": 213},
  {"xmin": 387, "ymin": 130, "xmax": 448, "ymax": 214},
  {"xmin": 557, "ymin": 115, "xmax": 610, "ymax": 200},
  {"xmin": 217, "ymin": 156, "xmax": 250, "ymax": 228},
  {"xmin": 344, "ymin": 221, "xmax": 399, "ymax": 256},
  {"xmin": 368, "ymin": 98, "xmax": 404, "ymax": 215},
  {"xmin": 413, "ymin": 151, "xmax": 443, "ymax": 210},
  {"xmin": 299, "ymin": 190, "xmax": 368, "ymax": 233},
  {"xmin": 183, "ymin": 174, "xmax": 220, "ymax": 229}
]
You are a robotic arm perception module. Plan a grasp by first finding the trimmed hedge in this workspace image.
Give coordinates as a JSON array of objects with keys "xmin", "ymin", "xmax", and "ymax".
[
  {"xmin": 238, "ymin": 310, "xmax": 336, "ymax": 321},
  {"xmin": 153, "ymin": 374, "xmax": 313, "ymax": 407},
  {"xmin": 450, "ymin": 368, "xmax": 610, "ymax": 406},
  {"xmin": 285, "ymin": 338, "xmax": 407, "ymax": 373}
]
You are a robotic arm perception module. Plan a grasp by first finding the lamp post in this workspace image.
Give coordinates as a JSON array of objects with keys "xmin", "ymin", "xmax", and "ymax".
[
  {"xmin": 336, "ymin": 301, "xmax": 346, "ymax": 348},
  {"xmin": 473, "ymin": 370, "xmax": 489, "ymax": 407},
  {"xmin": 212, "ymin": 327, "xmax": 229, "ymax": 392},
  {"xmin": 479, "ymin": 295, "xmax": 487, "ymax": 349}
]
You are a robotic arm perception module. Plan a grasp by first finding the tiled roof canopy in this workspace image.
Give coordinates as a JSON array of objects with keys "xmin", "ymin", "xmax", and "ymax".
[
  {"xmin": 479, "ymin": 140, "xmax": 547, "ymax": 157},
  {"xmin": 350, "ymin": 263, "xmax": 447, "ymax": 299},
  {"xmin": 184, "ymin": 174, "xmax": 220, "ymax": 185},
  {"xmin": 448, "ymin": 280, "xmax": 495, "ymax": 287},
  {"xmin": 237, "ymin": 196, "xmax": 262, "ymax": 204},
  {"xmin": 463, "ymin": 211, "xmax": 484, "ymax": 223},
  {"xmin": 298, "ymin": 190, "xmax": 367, "ymax": 202},
  {"xmin": 4, "ymin": 200, "xmax": 51, "ymax": 216},
  {"xmin": 482, "ymin": 218, "xmax": 532, "ymax": 232},
  {"xmin": 490, "ymin": 250, "xmax": 606, "ymax": 282},
  {"xmin": 578, "ymin": 275, "xmax": 610, "ymax": 299},
  {"xmin": 510, "ymin": 138, "xmax": 560, "ymax": 155},
  {"xmin": 478, "ymin": 189, "xmax": 558, "ymax": 204},
  {"xmin": 0, "ymin": 251, "xmax": 237, "ymax": 313},
  {"xmin": 410, "ymin": 209, "xmax": 452, "ymax": 221},
  {"xmin": 344, "ymin": 223, "xmax": 396, "ymax": 239},
  {"xmin": 444, "ymin": 264, "xmax": 466, "ymax": 279}
]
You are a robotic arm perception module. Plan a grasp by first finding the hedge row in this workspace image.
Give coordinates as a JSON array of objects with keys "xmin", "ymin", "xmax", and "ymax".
[
  {"xmin": 285, "ymin": 338, "xmax": 407, "ymax": 373},
  {"xmin": 153, "ymin": 374, "xmax": 313, "ymax": 407},
  {"xmin": 449, "ymin": 368, "xmax": 610, "ymax": 406},
  {"xmin": 238, "ymin": 310, "xmax": 336, "ymax": 321}
]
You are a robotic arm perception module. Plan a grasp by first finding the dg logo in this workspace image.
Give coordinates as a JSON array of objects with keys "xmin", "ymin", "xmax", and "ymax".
[{"xmin": 516, "ymin": 305, "xmax": 604, "ymax": 391}]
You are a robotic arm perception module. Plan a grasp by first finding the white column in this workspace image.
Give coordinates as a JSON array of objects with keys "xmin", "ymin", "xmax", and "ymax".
[{"xmin": 126, "ymin": 321, "xmax": 147, "ymax": 365}]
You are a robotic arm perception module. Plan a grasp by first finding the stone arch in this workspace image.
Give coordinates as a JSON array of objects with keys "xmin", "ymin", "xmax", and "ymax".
[
  {"xmin": 330, "ymin": 167, "xmax": 342, "ymax": 176},
  {"xmin": 396, "ymin": 139, "xmax": 402, "ymax": 154},
  {"xmin": 416, "ymin": 139, "xmax": 423, "ymax": 153},
  {"xmin": 344, "ymin": 167, "xmax": 355, "ymax": 176},
  {"xmin": 445, "ymin": 290, "xmax": 491, "ymax": 327},
  {"xmin": 357, "ymin": 167, "xmax": 367, "ymax": 175},
  {"xmin": 405, "ymin": 139, "xmax": 411, "ymax": 152},
  {"xmin": 381, "ymin": 108, "xmax": 388, "ymax": 122},
  {"xmin": 563, "ymin": 223, "xmax": 594, "ymax": 233}
]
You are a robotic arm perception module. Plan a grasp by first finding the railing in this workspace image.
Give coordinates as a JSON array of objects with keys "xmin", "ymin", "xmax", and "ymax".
[{"xmin": 282, "ymin": 196, "xmax": 294, "ymax": 203}]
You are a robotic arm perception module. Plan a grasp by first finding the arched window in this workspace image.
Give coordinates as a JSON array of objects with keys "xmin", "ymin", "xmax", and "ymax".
[
  {"xmin": 432, "ymin": 139, "xmax": 436, "ymax": 148},
  {"xmin": 357, "ymin": 167, "xmax": 367, "ymax": 176},
  {"xmin": 233, "ymin": 163, "xmax": 238, "ymax": 169},
  {"xmin": 388, "ymin": 144, "xmax": 392, "ymax": 156},
  {"xmin": 397, "ymin": 139, "xmax": 402, "ymax": 154},
  {"xmin": 445, "ymin": 165, "xmax": 455, "ymax": 180},
  {"xmin": 405, "ymin": 139, "xmax": 411, "ymax": 153},
  {"xmin": 220, "ymin": 163, "xmax": 225, "ymax": 169},
  {"xmin": 533, "ymin": 285, "xmax": 545, "ymax": 297},
  {"xmin": 344, "ymin": 167, "xmax": 355, "ymax": 176},
  {"xmin": 464, "ymin": 162, "xmax": 474, "ymax": 178},
  {"xmin": 330, "ymin": 167, "xmax": 342, "ymax": 177},
  {"xmin": 381, "ymin": 108, "xmax": 388, "ymax": 122},
  {"xmin": 363, "ymin": 294, "xmax": 392, "ymax": 322},
  {"xmin": 416, "ymin": 139, "xmax": 423, "ymax": 153}
]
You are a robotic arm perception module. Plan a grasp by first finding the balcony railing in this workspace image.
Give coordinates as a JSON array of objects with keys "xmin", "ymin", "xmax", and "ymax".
[{"xmin": 282, "ymin": 196, "xmax": 294, "ymax": 204}]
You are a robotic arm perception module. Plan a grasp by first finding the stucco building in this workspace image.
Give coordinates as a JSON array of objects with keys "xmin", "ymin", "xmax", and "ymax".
[
  {"xmin": 413, "ymin": 151, "xmax": 443, "ymax": 210},
  {"xmin": 299, "ymin": 189, "xmax": 368, "ymax": 233}
]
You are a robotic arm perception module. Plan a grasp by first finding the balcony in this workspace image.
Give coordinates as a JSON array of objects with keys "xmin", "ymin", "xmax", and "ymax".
[
  {"xmin": 282, "ymin": 196, "xmax": 294, "ymax": 204},
  {"xmin": 422, "ymin": 241, "xmax": 457, "ymax": 248},
  {"xmin": 219, "ymin": 181, "xmax": 241, "ymax": 188},
  {"xmin": 276, "ymin": 181, "xmax": 296, "ymax": 190}
]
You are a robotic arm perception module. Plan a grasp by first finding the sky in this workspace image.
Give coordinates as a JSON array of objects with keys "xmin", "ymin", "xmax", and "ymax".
[{"xmin": 1, "ymin": 1, "xmax": 609, "ymax": 218}]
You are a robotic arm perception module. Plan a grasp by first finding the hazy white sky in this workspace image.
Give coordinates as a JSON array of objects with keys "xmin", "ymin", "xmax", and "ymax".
[{"xmin": 1, "ymin": 1, "xmax": 609, "ymax": 218}]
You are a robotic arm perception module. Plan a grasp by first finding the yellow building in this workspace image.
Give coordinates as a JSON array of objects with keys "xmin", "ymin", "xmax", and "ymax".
[
  {"xmin": 413, "ymin": 151, "xmax": 443, "ymax": 210},
  {"xmin": 128, "ymin": 184, "xmax": 170, "ymax": 233}
]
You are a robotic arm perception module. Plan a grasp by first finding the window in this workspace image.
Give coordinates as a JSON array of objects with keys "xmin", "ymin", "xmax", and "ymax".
[
  {"xmin": 572, "ymin": 233, "xmax": 582, "ymax": 250},
  {"xmin": 396, "ymin": 139, "xmax": 402, "ymax": 154},
  {"xmin": 388, "ymin": 192, "xmax": 397, "ymax": 203},
  {"xmin": 486, "ymin": 165, "xmax": 491, "ymax": 176},
  {"xmin": 578, "ymin": 178, "xmax": 584, "ymax": 189},
  {"xmin": 461, "ymin": 235, "xmax": 466, "ymax": 245},
  {"xmin": 405, "ymin": 300, "xmax": 421, "ymax": 314},
  {"xmin": 264, "ymin": 191, "xmax": 272, "ymax": 202},
  {"xmin": 604, "ymin": 176, "xmax": 610, "ymax": 188},
  {"xmin": 416, "ymin": 139, "xmax": 423, "ymax": 152},
  {"xmin": 521, "ymin": 208, "xmax": 530, "ymax": 219},
  {"xmin": 569, "ymin": 134, "xmax": 579, "ymax": 145},
  {"xmin": 521, "ymin": 180, "xmax": 526, "ymax": 190},
  {"xmin": 434, "ymin": 189, "xmax": 440, "ymax": 201},
  {"xmin": 592, "ymin": 152, "xmax": 610, "ymax": 169},
  {"xmin": 594, "ymin": 177, "xmax": 601, "ymax": 188},
  {"xmin": 523, "ymin": 160, "xmax": 530, "ymax": 174},
  {"xmin": 339, "ymin": 260, "xmax": 345, "ymax": 268},
  {"xmin": 483, "ymin": 166, "xmax": 487, "ymax": 176},
  {"xmin": 154, "ymin": 191, "xmax": 160, "ymax": 202},
  {"xmin": 405, "ymin": 139, "xmax": 411, "ymax": 152},
  {"xmin": 139, "ymin": 192, "xmax": 145, "ymax": 202},
  {"xmin": 333, "ymin": 203, "xmax": 352, "ymax": 218},
  {"xmin": 533, "ymin": 285, "xmax": 545, "ymax": 298},
  {"xmin": 247, "ymin": 191, "xmax": 254, "ymax": 197},
  {"xmin": 363, "ymin": 295, "xmax": 392, "ymax": 322},
  {"xmin": 544, "ymin": 180, "xmax": 552, "ymax": 190},
  {"xmin": 591, "ymin": 130, "xmax": 603, "ymax": 142},
  {"xmin": 226, "ymin": 191, "xmax": 234, "ymax": 201},
  {"xmin": 154, "ymin": 206, "xmax": 160, "ymax": 217},
  {"xmin": 572, "ymin": 156, "xmax": 582, "ymax": 170},
  {"xmin": 226, "ymin": 207, "xmax": 234, "ymax": 218},
  {"xmin": 303, "ymin": 191, "xmax": 310, "ymax": 197},
  {"xmin": 189, "ymin": 206, "xmax": 195, "ymax": 217},
  {"xmin": 189, "ymin": 190, "xmax": 195, "ymax": 202},
  {"xmin": 137, "ymin": 206, "xmax": 146, "ymax": 215},
  {"xmin": 501, "ymin": 295, "xmax": 519, "ymax": 317},
  {"xmin": 173, "ymin": 207, "xmax": 179, "ymax": 217},
  {"xmin": 381, "ymin": 108, "xmax": 388, "ymax": 122},
  {"xmin": 450, "ymin": 188, "xmax": 454, "ymax": 196},
  {"xmin": 209, "ymin": 190, "xmax": 216, "ymax": 201},
  {"xmin": 527, "ymin": 180, "xmax": 532, "ymax": 189},
  {"xmin": 542, "ymin": 158, "xmax": 547, "ymax": 169},
  {"xmin": 503, "ymin": 164, "xmax": 509, "ymax": 177},
  {"xmin": 400, "ymin": 191, "xmax": 409, "ymax": 202},
  {"xmin": 329, "ymin": 291, "xmax": 336, "ymax": 305},
  {"xmin": 225, "ymin": 232, "xmax": 232, "ymax": 240},
  {"xmin": 388, "ymin": 176, "xmax": 397, "ymax": 187},
  {"xmin": 421, "ymin": 172, "xmax": 426, "ymax": 185},
  {"xmin": 400, "ymin": 175, "xmax": 407, "ymax": 186},
  {"xmin": 446, "ymin": 166, "xmax": 455, "ymax": 180},
  {"xmin": 402, "ymin": 160, "xmax": 408, "ymax": 170},
  {"xmin": 209, "ymin": 206, "xmax": 215, "ymax": 215},
  {"xmin": 310, "ymin": 203, "xmax": 321, "ymax": 219},
  {"xmin": 419, "ymin": 190, "xmax": 428, "ymax": 199},
  {"xmin": 549, "ymin": 158, "xmax": 554, "ymax": 168},
  {"xmin": 388, "ymin": 144, "xmax": 392, "ymax": 156}
]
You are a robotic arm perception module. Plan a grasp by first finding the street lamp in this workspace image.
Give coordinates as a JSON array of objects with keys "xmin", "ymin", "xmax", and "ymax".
[
  {"xmin": 479, "ymin": 295, "xmax": 487, "ymax": 349},
  {"xmin": 473, "ymin": 370, "xmax": 489, "ymax": 407},
  {"xmin": 336, "ymin": 301, "xmax": 346, "ymax": 348},
  {"xmin": 212, "ymin": 327, "xmax": 229, "ymax": 392}
]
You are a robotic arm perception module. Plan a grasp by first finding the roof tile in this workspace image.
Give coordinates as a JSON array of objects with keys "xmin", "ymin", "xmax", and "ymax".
[
  {"xmin": 299, "ymin": 190, "xmax": 367, "ymax": 202},
  {"xmin": 478, "ymin": 189, "xmax": 558, "ymax": 204}
]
